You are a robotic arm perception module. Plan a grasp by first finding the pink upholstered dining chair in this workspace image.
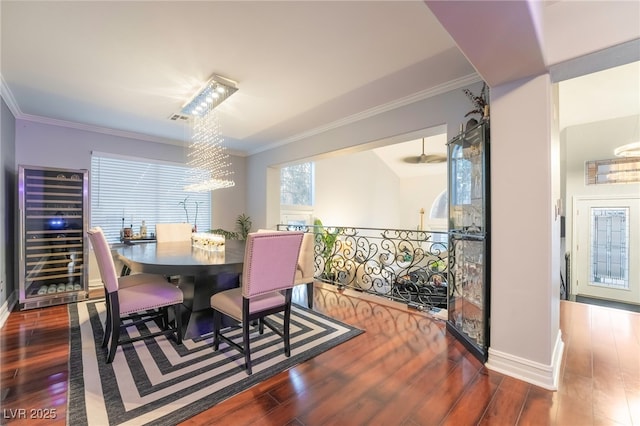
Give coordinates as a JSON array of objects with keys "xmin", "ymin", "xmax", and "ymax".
[
  {"xmin": 87, "ymin": 227, "xmax": 184, "ymax": 363},
  {"xmin": 154, "ymin": 222, "xmax": 194, "ymax": 282},
  {"xmin": 258, "ymin": 229, "xmax": 316, "ymax": 308},
  {"xmin": 155, "ymin": 223, "xmax": 193, "ymax": 242},
  {"xmin": 210, "ymin": 231, "xmax": 304, "ymax": 374}
]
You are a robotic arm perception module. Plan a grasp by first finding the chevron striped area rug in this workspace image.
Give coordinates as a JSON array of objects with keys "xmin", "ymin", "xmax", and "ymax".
[{"xmin": 67, "ymin": 299, "xmax": 362, "ymax": 425}]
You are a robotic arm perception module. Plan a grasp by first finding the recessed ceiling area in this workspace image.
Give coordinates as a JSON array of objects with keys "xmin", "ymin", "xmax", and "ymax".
[{"xmin": 0, "ymin": 1, "xmax": 467, "ymax": 154}]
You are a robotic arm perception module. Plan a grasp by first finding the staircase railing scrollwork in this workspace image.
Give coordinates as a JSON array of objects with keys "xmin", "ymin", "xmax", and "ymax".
[{"xmin": 277, "ymin": 224, "xmax": 448, "ymax": 311}]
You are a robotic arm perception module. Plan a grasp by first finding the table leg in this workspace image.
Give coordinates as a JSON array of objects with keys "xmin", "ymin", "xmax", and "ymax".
[{"xmin": 177, "ymin": 271, "xmax": 240, "ymax": 339}]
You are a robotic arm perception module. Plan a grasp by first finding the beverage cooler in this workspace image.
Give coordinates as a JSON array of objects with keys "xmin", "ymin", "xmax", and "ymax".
[
  {"xmin": 446, "ymin": 120, "xmax": 490, "ymax": 362},
  {"xmin": 18, "ymin": 165, "xmax": 89, "ymax": 310}
]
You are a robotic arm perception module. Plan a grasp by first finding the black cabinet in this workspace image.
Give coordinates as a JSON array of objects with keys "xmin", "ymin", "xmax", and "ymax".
[{"xmin": 447, "ymin": 121, "xmax": 490, "ymax": 361}]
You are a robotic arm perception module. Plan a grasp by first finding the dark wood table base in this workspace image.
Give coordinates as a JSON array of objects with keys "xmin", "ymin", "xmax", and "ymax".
[{"xmin": 177, "ymin": 271, "xmax": 240, "ymax": 339}]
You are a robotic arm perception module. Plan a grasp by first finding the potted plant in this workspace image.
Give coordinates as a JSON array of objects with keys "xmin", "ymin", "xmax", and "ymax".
[
  {"xmin": 314, "ymin": 218, "xmax": 338, "ymax": 281},
  {"xmin": 208, "ymin": 229, "xmax": 239, "ymax": 240},
  {"xmin": 430, "ymin": 258, "xmax": 446, "ymax": 272},
  {"xmin": 236, "ymin": 214, "xmax": 252, "ymax": 240},
  {"xmin": 179, "ymin": 196, "xmax": 200, "ymax": 231},
  {"xmin": 207, "ymin": 213, "xmax": 251, "ymax": 240},
  {"xmin": 179, "ymin": 197, "xmax": 191, "ymax": 223},
  {"xmin": 463, "ymin": 82, "xmax": 489, "ymax": 129}
]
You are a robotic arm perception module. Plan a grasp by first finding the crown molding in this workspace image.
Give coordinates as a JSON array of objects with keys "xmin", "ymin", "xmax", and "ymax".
[
  {"xmin": 3, "ymin": 70, "xmax": 479, "ymax": 159},
  {"xmin": 1, "ymin": 73, "xmax": 187, "ymax": 146},
  {"xmin": 17, "ymin": 112, "xmax": 190, "ymax": 145},
  {"xmin": 1, "ymin": 75, "xmax": 247, "ymax": 157},
  {"xmin": 20, "ymin": 113, "xmax": 247, "ymax": 157},
  {"xmin": 248, "ymin": 73, "xmax": 482, "ymax": 155},
  {"xmin": 0, "ymin": 74, "xmax": 22, "ymax": 118}
]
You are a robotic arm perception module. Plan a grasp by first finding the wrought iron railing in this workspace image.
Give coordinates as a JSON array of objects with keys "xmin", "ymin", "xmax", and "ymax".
[{"xmin": 277, "ymin": 224, "xmax": 448, "ymax": 312}]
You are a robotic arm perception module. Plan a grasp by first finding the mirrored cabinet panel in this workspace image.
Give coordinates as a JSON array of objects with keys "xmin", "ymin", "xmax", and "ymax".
[{"xmin": 447, "ymin": 121, "xmax": 490, "ymax": 361}]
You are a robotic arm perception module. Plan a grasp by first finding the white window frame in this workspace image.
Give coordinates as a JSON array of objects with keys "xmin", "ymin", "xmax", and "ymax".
[
  {"xmin": 280, "ymin": 162, "xmax": 315, "ymax": 225},
  {"xmin": 90, "ymin": 152, "xmax": 211, "ymax": 243}
]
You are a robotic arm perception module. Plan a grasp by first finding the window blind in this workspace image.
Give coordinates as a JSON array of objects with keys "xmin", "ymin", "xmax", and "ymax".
[{"xmin": 90, "ymin": 153, "xmax": 211, "ymax": 242}]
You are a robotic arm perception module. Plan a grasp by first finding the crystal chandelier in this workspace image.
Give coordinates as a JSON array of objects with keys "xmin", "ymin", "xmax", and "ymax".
[{"xmin": 182, "ymin": 75, "xmax": 238, "ymax": 192}]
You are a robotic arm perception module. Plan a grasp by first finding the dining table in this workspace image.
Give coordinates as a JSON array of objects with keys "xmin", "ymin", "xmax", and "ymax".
[{"xmin": 115, "ymin": 239, "xmax": 245, "ymax": 339}]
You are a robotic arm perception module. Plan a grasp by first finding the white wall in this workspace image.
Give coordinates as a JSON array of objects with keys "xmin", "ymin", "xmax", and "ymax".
[
  {"xmin": 14, "ymin": 120, "xmax": 247, "ymax": 230},
  {"xmin": 246, "ymin": 81, "xmax": 484, "ymax": 229},
  {"xmin": 314, "ymin": 150, "xmax": 401, "ymax": 228},
  {"xmin": 563, "ymin": 114, "xmax": 640, "ymax": 294},
  {"xmin": 249, "ymin": 74, "xmax": 566, "ymax": 389},
  {"xmin": 310, "ymin": 146, "xmax": 447, "ymax": 231},
  {"xmin": 488, "ymin": 74, "xmax": 562, "ymax": 389},
  {"xmin": 16, "ymin": 120, "xmax": 182, "ymax": 170},
  {"xmin": 14, "ymin": 120, "xmax": 247, "ymax": 287},
  {"xmin": 211, "ymin": 155, "xmax": 247, "ymax": 232},
  {"xmin": 399, "ymin": 172, "xmax": 447, "ymax": 231},
  {"xmin": 564, "ymin": 114, "xmax": 640, "ymax": 240},
  {"xmin": 1, "ymin": 97, "xmax": 17, "ymax": 319}
]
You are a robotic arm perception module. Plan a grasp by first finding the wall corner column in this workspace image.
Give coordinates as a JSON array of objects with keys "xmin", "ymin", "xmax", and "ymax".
[{"xmin": 485, "ymin": 74, "xmax": 563, "ymax": 390}]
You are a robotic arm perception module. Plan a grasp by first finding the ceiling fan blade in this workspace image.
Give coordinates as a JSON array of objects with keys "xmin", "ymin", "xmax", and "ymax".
[
  {"xmin": 402, "ymin": 154, "xmax": 446, "ymax": 164},
  {"xmin": 402, "ymin": 138, "xmax": 447, "ymax": 164},
  {"xmin": 421, "ymin": 154, "xmax": 447, "ymax": 164},
  {"xmin": 402, "ymin": 156, "xmax": 421, "ymax": 164}
]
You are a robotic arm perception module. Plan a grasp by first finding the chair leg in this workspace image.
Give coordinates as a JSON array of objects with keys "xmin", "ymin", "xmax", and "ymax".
[
  {"xmin": 241, "ymin": 298, "xmax": 252, "ymax": 374},
  {"xmin": 243, "ymin": 319, "xmax": 252, "ymax": 375},
  {"xmin": 212, "ymin": 310, "xmax": 221, "ymax": 350},
  {"xmin": 162, "ymin": 307, "xmax": 169, "ymax": 330},
  {"xmin": 284, "ymin": 302, "xmax": 292, "ymax": 357},
  {"xmin": 107, "ymin": 298, "xmax": 121, "ymax": 364},
  {"xmin": 174, "ymin": 304, "xmax": 182, "ymax": 345},
  {"xmin": 102, "ymin": 291, "xmax": 112, "ymax": 348}
]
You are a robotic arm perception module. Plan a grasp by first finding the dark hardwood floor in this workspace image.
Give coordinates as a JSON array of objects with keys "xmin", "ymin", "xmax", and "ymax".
[{"xmin": 1, "ymin": 283, "xmax": 638, "ymax": 425}]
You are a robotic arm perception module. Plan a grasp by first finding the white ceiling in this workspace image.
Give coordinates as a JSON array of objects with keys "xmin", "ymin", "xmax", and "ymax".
[
  {"xmin": 1, "ymin": 1, "xmax": 471, "ymax": 154},
  {"xmin": 559, "ymin": 61, "xmax": 640, "ymax": 130},
  {"xmin": 1, "ymin": 1, "xmax": 638, "ymax": 157}
]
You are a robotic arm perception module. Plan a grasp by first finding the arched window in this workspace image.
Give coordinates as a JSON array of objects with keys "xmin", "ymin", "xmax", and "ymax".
[
  {"xmin": 429, "ymin": 189, "xmax": 448, "ymax": 243},
  {"xmin": 430, "ymin": 189, "xmax": 448, "ymax": 220}
]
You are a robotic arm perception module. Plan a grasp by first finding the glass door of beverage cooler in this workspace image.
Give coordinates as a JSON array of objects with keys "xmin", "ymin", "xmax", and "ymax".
[{"xmin": 18, "ymin": 165, "xmax": 89, "ymax": 309}]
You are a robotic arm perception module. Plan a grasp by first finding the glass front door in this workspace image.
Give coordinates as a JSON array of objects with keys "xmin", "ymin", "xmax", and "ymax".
[{"xmin": 574, "ymin": 197, "xmax": 639, "ymax": 304}]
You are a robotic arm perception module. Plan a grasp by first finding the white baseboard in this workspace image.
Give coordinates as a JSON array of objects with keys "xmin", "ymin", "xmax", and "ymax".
[
  {"xmin": 89, "ymin": 277, "xmax": 103, "ymax": 289},
  {"xmin": 486, "ymin": 331, "xmax": 564, "ymax": 391},
  {"xmin": 0, "ymin": 291, "xmax": 18, "ymax": 329}
]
